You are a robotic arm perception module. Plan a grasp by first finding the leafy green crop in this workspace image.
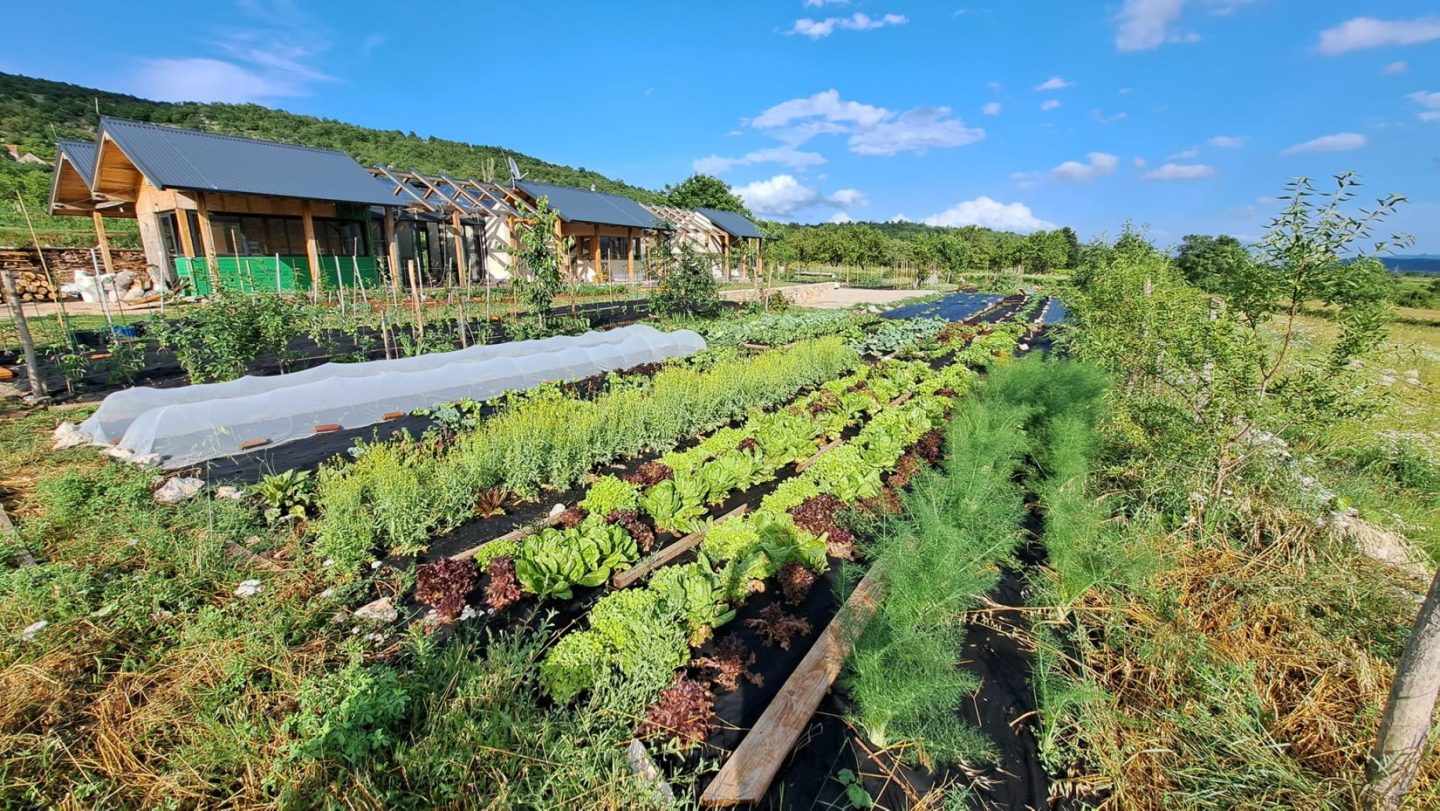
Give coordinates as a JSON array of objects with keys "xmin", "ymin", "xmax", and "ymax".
[{"xmin": 514, "ymin": 523, "xmax": 637, "ymax": 600}]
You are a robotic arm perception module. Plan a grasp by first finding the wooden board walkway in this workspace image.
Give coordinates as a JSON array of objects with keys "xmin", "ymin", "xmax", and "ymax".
[{"xmin": 700, "ymin": 571, "xmax": 884, "ymax": 806}]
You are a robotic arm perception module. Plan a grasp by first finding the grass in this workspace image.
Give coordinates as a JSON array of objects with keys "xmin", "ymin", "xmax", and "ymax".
[{"xmin": 1277, "ymin": 310, "xmax": 1440, "ymax": 561}]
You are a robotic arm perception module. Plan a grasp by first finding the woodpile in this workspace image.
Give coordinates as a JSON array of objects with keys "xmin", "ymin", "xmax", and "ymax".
[{"xmin": 7, "ymin": 270, "xmax": 60, "ymax": 302}]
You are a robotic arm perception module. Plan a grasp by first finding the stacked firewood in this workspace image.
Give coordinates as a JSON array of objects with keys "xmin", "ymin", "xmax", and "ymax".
[{"xmin": 7, "ymin": 270, "xmax": 60, "ymax": 302}]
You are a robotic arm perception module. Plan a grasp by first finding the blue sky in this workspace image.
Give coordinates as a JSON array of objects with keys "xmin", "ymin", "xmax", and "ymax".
[{"xmin": 5, "ymin": 0, "xmax": 1439, "ymax": 250}]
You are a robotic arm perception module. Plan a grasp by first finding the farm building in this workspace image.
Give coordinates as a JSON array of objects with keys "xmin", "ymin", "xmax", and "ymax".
[
  {"xmin": 48, "ymin": 117, "xmax": 403, "ymax": 294},
  {"xmin": 48, "ymin": 117, "xmax": 768, "ymax": 293}
]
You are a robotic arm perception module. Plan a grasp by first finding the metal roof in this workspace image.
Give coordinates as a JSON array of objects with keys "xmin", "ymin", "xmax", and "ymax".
[
  {"xmin": 516, "ymin": 180, "xmax": 661, "ymax": 229},
  {"xmin": 56, "ymin": 139, "xmax": 97, "ymax": 180},
  {"xmin": 96, "ymin": 117, "xmax": 401, "ymax": 207},
  {"xmin": 696, "ymin": 207, "xmax": 764, "ymax": 239}
]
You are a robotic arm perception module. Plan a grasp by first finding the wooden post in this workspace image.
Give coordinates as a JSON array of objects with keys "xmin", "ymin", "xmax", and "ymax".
[
  {"xmin": 301, "ymin": 200, "xmax": 321, "ymax": 302},
  {"xmin": 592, "ymin": 224, "xmax": 602, "ymax": 282},
  {"xmin": 194, "ymin": 194, "xmax": 222, "ymax": 295},
  {"xmin": 450, "ymin": 210, "xmax": 469, "ymax": 286},
  {"xmin": 136, "ymin": 211, "xmax": 173, "ymax": 288},
  {"xmin": 175, "ymin": 210, "xmax": 196, "ymax": 258},
  {"xmin": 407, "ymin": 259, "xmax": 425, "ymax": 339},
  {"xmin": 626, "ymin": 228, "xmax": 635, "ymax": 282},
  {"xmin": 383, "ymin": 206, "xmax": 402, "ymax": 296},
  {"xmin": 91, "ymin": 211, "xmax": 115, "ymax": 276},
  {"xmin": 1, "ymin": 270, "xmax": 47, "ymax": 399},
  {"xmin": 722, "ymin": 234, "xmax": 731, "ymax": 282}
]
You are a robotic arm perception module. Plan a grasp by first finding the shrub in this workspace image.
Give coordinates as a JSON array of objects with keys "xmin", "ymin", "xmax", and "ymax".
[{"xmin": 281, "ymin": 657, "xmax": 410, "ymax": 767}]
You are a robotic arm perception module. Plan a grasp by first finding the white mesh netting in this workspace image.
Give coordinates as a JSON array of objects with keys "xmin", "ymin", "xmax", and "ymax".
[{"xmin": 79, "ymin": 325, "xmax": 706, "ymax": 468}]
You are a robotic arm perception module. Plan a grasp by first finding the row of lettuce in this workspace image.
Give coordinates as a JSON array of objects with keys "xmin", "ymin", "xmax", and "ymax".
[{"xmin": 308, "ymin": 316, "xmax": 1022, "ymax": 579}]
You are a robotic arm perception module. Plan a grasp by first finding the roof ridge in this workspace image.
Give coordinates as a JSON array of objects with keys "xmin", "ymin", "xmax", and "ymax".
[{"xmin": 99, "ymin": 116, "xmax": 353, "ymax": 158}]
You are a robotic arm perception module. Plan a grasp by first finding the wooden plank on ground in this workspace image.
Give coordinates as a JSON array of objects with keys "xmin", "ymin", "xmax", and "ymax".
[
  {"xmin": 452, "ymin": 510, "xmax": 566, "ymax": 562},
  {"xmin": 700, "ymin": 571, "xmax": 884, "ymax": 807},
  {"xmin": 612, "ymin": 504, "xmax": 748, "ymax": 589}
]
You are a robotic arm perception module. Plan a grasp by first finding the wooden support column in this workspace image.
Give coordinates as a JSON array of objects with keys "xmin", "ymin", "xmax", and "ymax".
[
  {"xmin": 592, "ymin": 224, "xmax": 602, "ymax": 282},
  {"xmin": 194, "ymin": 194, "xmax": 221, "ymax": 294},
  {"xmin": 450, "ymin": 210, "xmax": 469, "ymax": 284},
  {"xmin": 90, "ymin": 211, "xmax": 115, "ymax": 276},
  {"xmin": 301, "ymin": 200, "xmax": 321, "ymax": 297},
  {"xmin": 175, "ymin": 210, "xmax": 196, "ymax": 258},
  {"xmin": 722, "ymin": 234, "xmax": 731, "ymax": 281},
  {"xmin": 626, "ymin": 228, "xmax": 635, "ymax": 282},
  {"xmin": 383, "ymin": 206, "xmax": 402, "ymax": 294},
  {"xmin": 136, "ymin": 211, "xmax": 172, "ymax": 288}
]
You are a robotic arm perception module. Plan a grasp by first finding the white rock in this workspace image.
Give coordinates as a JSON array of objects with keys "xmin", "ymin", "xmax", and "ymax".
[
  {"xmin": 214, "ymin": 485, "xmax": 245, "ymax": 501},
  {"xmin": 52, "ymin": 422, "xmax": 91, "ymax": 450},
  {"xmin": 154, "ymin": 476, "xmax": 206, "ymax": 504},
  {"xmin": 234, "ymin": 579, "xmax": 263, "ymax": 598},
  {"xmin": 20, "ymin": 620, "xmax": 47, "ymax": 640},
  {"xmin": 131, "ymin": 453, "xmax": 162, "ymax": 468},
  {"xmin": 353, "ymin": 598, "xmax": 398, "ymax": 624},
  {"xmin": 549, "ymin": 503, "xmax": 567, "ymax": 518}
]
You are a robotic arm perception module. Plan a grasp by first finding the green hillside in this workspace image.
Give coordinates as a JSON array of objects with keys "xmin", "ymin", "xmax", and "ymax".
[{"xmin": 0, "ymin": 72, "xmax": 663, "ymax": 248}]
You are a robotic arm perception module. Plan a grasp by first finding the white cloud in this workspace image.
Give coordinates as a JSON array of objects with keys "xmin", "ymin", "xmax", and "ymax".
[
  {"xmin": 1408, "ymin": 91, "xmax": 1440, "ymax": 122},
  {"xmin": 803, "ymin": 0, "xmax": 850, "ymax": 6},
  {"xmin": 126, "ymin": 1, "xmax": 335, "ymax": 102},
  {"xmin": 1034, "ymin": 75, "xmax": 1073, "ymax": 91},
  {"xmin": 1385, "ymin": 61, "xmax": 1408, "ymax": 75},
  {"xmin": 1040, "ymin": 99, "xmax": 1061, "ymax": 111},
  {"xmin": 751, "ymin": 89, "xmax": 888, "ymax": 130},
  {"xmin": 982, "ymin": 101, "xmax": 1002, "ymax": 116},
  {"xmin": 790, "ymin": 12, "xmax": 908, "ymax": 39},
  {"xmin": 1169, "ymin": 147, "xmax": 1200, "ymax": 159},
  {"xmin": 923, "ymin": 197, "xmax": 1055, "ymax": 232},
  {"xmin": 1281, "ymin": 132, "xmax": 1368, "ymax": 154},
  {"xmin": 1143, "ymin": 162, "xmax": 1216, "ymax": 180},
  {"xmin": 1207, "ymin": 135, "xmax": 1247, "ymax": 148},
  {"xmin": 1316, "ymin": 17, "xmax": 1440, "ymax": 55},
  {"xmin": 731, "ymin": 174, "xmax": 866, "ymax": 218},
  {"xmin": 847, "ymin": 105, "xmax": 985, "ymax": 155},
  {"xmin": 742, "ymin": 90, "xmax": 984, "ymax": 158},
  {"xmin": 987, "ymin": 81, "xmax": 1003, "ymax": 92},
  {"xmin": 1091, "ymin": 109, "xmax": 1127, "ymax": 124},
  {"xmin": 693, "ymin": 146, "xmax": 826, "ymax": 174},
  {"xmin": 829, "ymin": 211, "xmax": 854, "ymax": 224},
  {"xmin": 1133, "ymin": 156, "xmax": 1148, "ymax": 168},
  {"xmin": 1052, "ymin": 152, "xmax": 1120, "ymax": 182},
  {"xmin": 1118, "ymin": 87, "xmax": 1134, "ymax": 94},
  {"xmin": 732, "ymin": 175, "xmax": 822, "ymax": 217},
  {"xmin": 1014, "ymin": 152, "xmax": 1118, "ymax": 187},
  {"xmin": 130, "ymin": 57, "xmax": 315, "ymax": 102},
  {"xmin": 1113, "ymin": 0, "xmax": 1188, "ymax": 52}
]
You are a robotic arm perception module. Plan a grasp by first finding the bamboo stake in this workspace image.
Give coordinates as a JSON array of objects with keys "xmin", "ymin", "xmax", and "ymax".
[
  {"xmin": 15, "ymin": 192, "xmax": 75, "ymax": 352},
  {"xmin": 274, "ymin": 252, "xmax": 282, "ymax": 296},
  {"xmin": 1, "ymin": 270, "xmax": 47, "ymax": 400},
  {"xmin": 89, "ymin": 248, "xmax": 115, "ymax": 333}
]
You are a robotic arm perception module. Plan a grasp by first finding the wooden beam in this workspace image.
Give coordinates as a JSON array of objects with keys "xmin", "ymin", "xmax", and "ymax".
[
  {"xmin": 626, "ymin": 228, "xmax": 635, "ymax": 282},
  {"xmin": 451, "ymin": 209, "xmax": 469, "ymax": 284},
  {"xmin": 722, "ymin": 234, "xmax": 731, "ymax": 282},
  {"xmin": 612, "ymin": 505, "xmax": 748, "ymax": 589},
  {"xmin": 194, "ymin": 193, "xmax": 221, "ymax": 294},
  {"xmin": 175, "ymin": 210, "xmax": 196, "ymax": 258},
  {"xmin": 90, "ymin": 211, "xmax": 115, "ymax": 276},
  {"xmin": 383, "ymin": 206, "xmax": 401, "ymax": 295},
  {"xmin": 301, "ymin": 200, "xmax": 321, "ymax": 297},
  {"xmin": 699, "ymin": 572, "xmax": 883, "ymax": 806},
  {"xmin": 592, "ymin": 224, "xmax": 602, "ymax": 282}
]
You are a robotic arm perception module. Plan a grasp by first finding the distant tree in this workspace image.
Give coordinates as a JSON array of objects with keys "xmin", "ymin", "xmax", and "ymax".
[
  {"xmin": 649, "ymin": 235, "xmax": 719, "ymax": 317},
  {"xmin": 513, "ymin": 199, "xmax": 567, "ymax": 324},
  {"xmin": 664, "ymin": 174, "xmax": 749, "ymax": 215},
  {"xmin": 1175, "ymin": 234, "xmax": 1251, "ymax": 291},
  {"xmin": 1058, "ymin": 226, "xmax": 1082, "ymax": 268}
]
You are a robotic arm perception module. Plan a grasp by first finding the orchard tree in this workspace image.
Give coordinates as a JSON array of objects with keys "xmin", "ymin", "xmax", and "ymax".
[
  {"xmin": 1175, "ymin": 233, "xmax": 1250, "ymax": 291},
  {"xmin": 664, "ymin": 174, "xmax": 749, "ymax": 215},
  {"xmin": 513, "ymin": 198, "xmax": 567, "ymax": 325}
]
